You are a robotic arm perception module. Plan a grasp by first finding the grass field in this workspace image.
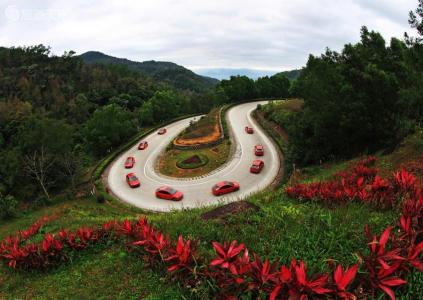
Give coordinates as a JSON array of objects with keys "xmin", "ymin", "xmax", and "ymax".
[
  {"xmin": 1, "ymin": 130, "xmax": 422, "ymax": 299},
  {"xmin": 157, "ymin": 140, "xmax": 230, "ymax": 178}
]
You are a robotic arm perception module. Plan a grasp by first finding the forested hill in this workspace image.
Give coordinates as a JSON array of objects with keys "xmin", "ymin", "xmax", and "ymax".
[
  {"xmin": 274, "ymin": 69, "xmax": 302, "ymax": 81},
  {"xmin": 80, "ymin": 51, "xmax": 219, "ymax": 92}
]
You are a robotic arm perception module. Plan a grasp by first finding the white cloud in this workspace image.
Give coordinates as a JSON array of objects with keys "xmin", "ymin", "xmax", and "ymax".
[{"xmin": 0, "ymin": 0, "xmax": 418, "ymax": 70}]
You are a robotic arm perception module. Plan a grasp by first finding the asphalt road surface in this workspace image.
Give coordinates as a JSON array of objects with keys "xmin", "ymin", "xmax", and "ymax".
[{"xmin": 107, "ymin": 101, "xmax": 280, "ymax": 212}]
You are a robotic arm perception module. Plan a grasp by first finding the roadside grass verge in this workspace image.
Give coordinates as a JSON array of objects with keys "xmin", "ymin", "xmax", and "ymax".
[{"xmin": 157, "ymin": 140, "xmax": 231, "ymax": 178}]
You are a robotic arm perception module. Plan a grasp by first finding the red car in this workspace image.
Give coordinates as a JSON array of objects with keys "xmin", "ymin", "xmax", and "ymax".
[
  {"xmin": 124, "ymin": 156, "xmax": 135, "ymax": 168},
  {"xmin": 138, "ymin": 141, "xmax": 148, "ymax": 150},
  {"xmin": 155, "ymin": 186, "xmax": 183, "ymax": 201},
  {"xmin": 250, "ymin": 159, "xmax": 264, "ymax": 173},
  {"xmin": 126, "ymin": 173, "xmax": 140, "ymax": 188},
  {"xmin": 212, "ymin": 181, "xmax": 240, "ymax": 196},
  {"xmin": 254, "ymin": 145, "xmax": 264, "ymax": 156},
  {"xmin": 245, "ymin": 126, "xmax": 254, "ymax": 134},
  {"xmin": 158, "ymin": 128, "xmax": 167, "ymax": 135}
]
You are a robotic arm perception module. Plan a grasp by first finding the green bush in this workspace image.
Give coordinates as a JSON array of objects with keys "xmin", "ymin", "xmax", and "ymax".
[
  {"xmin": 0, "ymin": 193, "xmax": 18, "ymax": 219},
  {"xmin": 176, "ymin": 154, "xmax": 209, "ymax": 169},
  {"xmin": 97, "ymin": 194, "xmax": 105, "ymax": 203}
]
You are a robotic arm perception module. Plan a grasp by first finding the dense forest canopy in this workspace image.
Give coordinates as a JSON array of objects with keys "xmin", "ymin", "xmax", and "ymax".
[
  {"xmin": 80, "ymin": 51, "xmax": 219, "ymax": 92},
  {"xmin": 0, "ymin": 45, "xmax": 213, "ymax": 205},
  {"xmin": 0, "ymin": 45, "xmax": 290, "ymax": 210},
  {"xmin": 267, "ymin": 2, "xmax": 423, "ymax": 167}
]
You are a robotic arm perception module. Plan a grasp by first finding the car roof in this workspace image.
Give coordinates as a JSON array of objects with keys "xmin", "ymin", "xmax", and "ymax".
[
  {"xmin": 217, "ymin": 181, "xmax": 233, "ymax": 186},
  {"xmin": 158, "ymin": 186, "xmax": 177, "ymax": 193}
]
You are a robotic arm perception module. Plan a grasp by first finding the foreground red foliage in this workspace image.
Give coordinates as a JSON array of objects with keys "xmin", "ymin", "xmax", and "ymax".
[
  {"xmin": 286, "ymin": 157, "xmax": 419, "ymax": 209},
  {"xmin": 1, "ymin": 159, "xmax": 422, "ymax": 299}
]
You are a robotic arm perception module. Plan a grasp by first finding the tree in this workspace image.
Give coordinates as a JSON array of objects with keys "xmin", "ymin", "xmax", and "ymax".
[
  {"xmin": 283, "ymin": 27, "xmax": 410, "ymax": 165},
  {"xmin": 149, "ymin": 90, "xmax": 189, "ymax": 122},
  {"xmin": 270, "ymin": 74, "xmax": 291, "ymax": 98},
  {"xmin": 17, "ymin": 116, "xmax": 73, "ymax": 155},
  {"xmin": 220, "ymin": 76, "xmax": 256, "ymax": 101},
  {"xmin": 24, "ymin": 146, "xmax": 55, "ymax": 200},
  {"xmin": 61, "ymin": 149, "xmax": 83, "ymax": 193},
  {"xmin": 137, "ymin": 101, "xmax": 154, "ymax": 126},
  {"xmin": 408, "ymin": 0, "xmax": 423, "ymax": 42},
  {"xmin": 401, "ymin": 1, "xmax": 423, "ymax": 121},
  {"xmin": 85, "ymin": 104, "xmax": 136, "ymax": 156},
  {"xmin": 0, "ymin": 193, "xmax": 17, "ymax": 219}
]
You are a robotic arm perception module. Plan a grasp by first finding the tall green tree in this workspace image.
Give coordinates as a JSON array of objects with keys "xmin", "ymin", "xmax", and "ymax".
[
  {"xmin": 85, "ymin": 104, "xmax": 136, "ymax": 156},
  {"xmin": 286, "ymin": 27, "xmax": 410, "ymax": 165}
]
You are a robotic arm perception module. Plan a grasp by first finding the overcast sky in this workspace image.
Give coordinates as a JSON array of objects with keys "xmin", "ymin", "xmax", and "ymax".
[{"xmin": 0, "ymin": 0, "xmax": 418, "ymax": 72}]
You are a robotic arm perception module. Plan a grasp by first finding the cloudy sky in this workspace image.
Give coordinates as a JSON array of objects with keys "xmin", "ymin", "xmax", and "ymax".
[{"xmin": 0, "ymin": 0, "xmax": 418, "ymax": 75}]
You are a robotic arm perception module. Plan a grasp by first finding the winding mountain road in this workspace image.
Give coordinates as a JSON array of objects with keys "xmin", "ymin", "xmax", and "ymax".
[{"xmin": 107, "ymin": 101, "xmax": 280, "ymax": 212}]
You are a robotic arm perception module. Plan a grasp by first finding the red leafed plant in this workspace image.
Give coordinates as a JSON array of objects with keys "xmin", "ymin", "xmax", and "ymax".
[
  {"xmin": 333, "ymin": 263, "xmax": 359, "ymax": 299},
  {"xmin": 210, "ymin": 240, "xmax": 245, "ymax": 269},
  {"xmin": 165, "ymin": 235, "xmax": 195, "ymax": 272},
  {"xmin": 1, "ymin": 161, "xmax": 422, "ymax": 299}
]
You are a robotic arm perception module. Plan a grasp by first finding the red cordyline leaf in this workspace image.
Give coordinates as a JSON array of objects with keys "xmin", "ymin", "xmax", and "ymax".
[
  {"xmin": 293, "ymin": 260, "xmax": 332, "ymax": 295},
  {"xmin": 280, "ymin": 264, "xmax": 292, "ymax": 283},
  {"xmin": 378, "ymin": 227, "xmax": 392, "ymax": 253},
  {"xmin": 295, "ymin": 260, "xmax": 307, "ymax": 286},
  {"xmin": 377, "ymin": 277, "xmax": 407, "ymax": 300},
  {"xmin": 210, "ymin": 241, "xmax": 245, "ymax": 268},
  {"xmin": 119, "ymin": 219, "xmax": 132, "ymax": 235},
  {"xmin": 399, "ymin": 215, "xmax": 411, "ymax": 234},
  {"xmin": 165, "ymin": 235, "xmax": 193, "ymax": 272},
  {"xmin": 394, "ymin": 168, "xmax": 416, "ymax": 191},
  {"xmin": 248, "ymin": 254, "xmax": 279, "ymax": 291},
  {"xmin": 334, "ymin": 263, "xmax": 359, "ymax": 292},
  {"xmin": 406, "ymin": 241, "xmax": 423, "ymax": 271},
  {"xmin": 226, "ymin": 248, "xmax": 251, "ymax": 280}
]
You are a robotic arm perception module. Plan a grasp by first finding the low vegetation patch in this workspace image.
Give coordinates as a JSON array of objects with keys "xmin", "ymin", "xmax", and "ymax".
[
  {"xmin": 158, "ymin": 141, "xmax": 230, "ymax": 178},
  {"xmin": 176, "ymin": 154, "xmax": 209, "ymax": 169},
  {"xmin": 174, "ymin": 108, "xmax": 222, "ymax": 146}
]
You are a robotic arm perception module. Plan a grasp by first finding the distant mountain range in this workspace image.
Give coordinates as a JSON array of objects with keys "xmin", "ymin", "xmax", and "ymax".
[
  {"xmin": 80, "ymin": 51, "xmax": 301, "ymax": 91},
  {"xmin": 79, "ymin": 51, "xmax": 219, "ymax": 92},
  {"xmin": 194, "ymin": 68, "xmax": 302, "ymax": 81}
]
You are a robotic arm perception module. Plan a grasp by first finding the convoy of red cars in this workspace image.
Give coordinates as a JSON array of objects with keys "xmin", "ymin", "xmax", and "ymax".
[{"xmin": 121, "ymin": 124, "xmax": 266, "ymax": 199}]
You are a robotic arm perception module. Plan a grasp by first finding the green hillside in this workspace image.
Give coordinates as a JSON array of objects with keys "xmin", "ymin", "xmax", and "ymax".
[{"xmin": 80, "ymin": 51, "xmax": 219, "ymax": 92}]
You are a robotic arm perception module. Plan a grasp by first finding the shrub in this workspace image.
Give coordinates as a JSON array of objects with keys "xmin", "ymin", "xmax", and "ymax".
[
  {"xmin": 96, "ymin": 193, "xmax": 105, "ymax": 203},
  {"xmin": 285, "ymin": 156, "xmax": 413, "ymax": 209},
  {"xmin": 176, "ymin": 154, "xmax": 209, "ymax": 169},
  {"xmin": 0, "ymin": 193, "xmax": 18, "ymax": 219}
]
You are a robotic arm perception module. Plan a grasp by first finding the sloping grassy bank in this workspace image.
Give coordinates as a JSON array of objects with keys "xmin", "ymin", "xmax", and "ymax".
[{"xmin": 1, "ymin": 130, "xmax": 422, "ymax": 299}]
